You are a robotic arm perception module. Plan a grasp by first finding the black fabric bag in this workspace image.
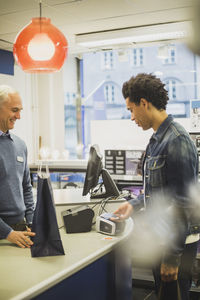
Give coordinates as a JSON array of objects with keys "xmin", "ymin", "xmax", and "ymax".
[{"xmin": 31, "ymin": 174, "xmax": 65, "ymax": 257}]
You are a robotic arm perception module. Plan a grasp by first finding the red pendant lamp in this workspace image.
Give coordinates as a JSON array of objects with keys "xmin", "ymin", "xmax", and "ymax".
[{"xmin": 13, "ymin": 2, "xmax": 68, "ymax": 73}]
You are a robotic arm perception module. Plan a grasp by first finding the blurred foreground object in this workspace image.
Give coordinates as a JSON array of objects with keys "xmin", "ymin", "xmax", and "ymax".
[{"xmin": 187, "ymin": 0, "xmax": 200, "ymax": 56}]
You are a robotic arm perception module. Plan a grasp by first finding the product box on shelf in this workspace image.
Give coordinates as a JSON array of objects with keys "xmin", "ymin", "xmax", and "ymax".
[{"xmin": 59, "ymin": 173, "xmax": 85, "ymax": 189}]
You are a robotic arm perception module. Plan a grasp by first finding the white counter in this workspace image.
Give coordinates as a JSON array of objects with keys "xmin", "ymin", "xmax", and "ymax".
[{"xmin": 0, "ymin": 218, "xmax": 133, "ymax": 300}]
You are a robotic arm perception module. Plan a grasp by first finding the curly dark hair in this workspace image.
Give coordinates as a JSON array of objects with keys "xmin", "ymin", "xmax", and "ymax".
[
  {"xmin": 122, "ymin": 81, "xmax": 129, "ymax": 99},
  {"xmin": 123, "ymin": 73, "xmax": 169, "ymax": 110}
]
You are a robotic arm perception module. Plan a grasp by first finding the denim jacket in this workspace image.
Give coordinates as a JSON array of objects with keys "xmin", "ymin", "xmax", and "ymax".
[{"xmin": 130, "ymin": 115, "xmax": 199, "ymax": 265}]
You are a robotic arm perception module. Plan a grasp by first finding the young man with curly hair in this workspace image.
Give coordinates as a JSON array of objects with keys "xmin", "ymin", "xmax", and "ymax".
[{"xmin": 115, "ymin": 73, "xmax": 199, "ymax": 299}]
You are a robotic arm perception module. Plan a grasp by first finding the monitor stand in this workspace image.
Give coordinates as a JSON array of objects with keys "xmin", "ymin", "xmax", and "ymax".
[{"xmin": 90, "ymin": 168, "xmax": 120, "ymax": 199}]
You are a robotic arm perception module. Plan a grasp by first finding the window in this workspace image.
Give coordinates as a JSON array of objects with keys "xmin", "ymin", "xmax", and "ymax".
[
  {"xmin": 131, "ymin": 48, "xmax": 144, "ymax": 67},
  {"xmin": 163, "ymin": 46, "xmax": 176, "ymax": 64},
  {"xmin": 63, "ymin": 42, "xmax": 197, "ymax": 158},
  {"xmin": 165, "ymin": 79, "xmax": 177, "ymax": 100},
  {"xmin": 65, "ymin": 92, "xmax": 76, "ymax": 105},
  {"xmin": 104, "ymin": 84, "xmax": 115, "ymax": 103},
  {"xmin": 164, "ymin": 78, "xmax": 190, "ymax": 117},
  {"xmin": 101, "ymin": 51, "xmax": 114, "ymax": 70}
]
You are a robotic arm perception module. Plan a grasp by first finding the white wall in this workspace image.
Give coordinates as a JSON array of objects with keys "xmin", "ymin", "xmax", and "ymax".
[
  {"xmin": 0, "ymin": 54, "xmax": 79, "ymax": 163},
  {"xmin": 91, "ymin": 118, "xmax": 192, "ymax": 157},
  {"xmin": 0, "ymin": 65, "xmax": 68, "ymax": 163},
  {"xmin": 36, "ymin": 71, "xmax": 65, "ymax": 156},
  {"xmin": 0, "ymin": 65, "xmax": 36, "ymax": 163},
  {"xmin": 91, "ymin": 119, "xmax": 152, "ymax": 156}
]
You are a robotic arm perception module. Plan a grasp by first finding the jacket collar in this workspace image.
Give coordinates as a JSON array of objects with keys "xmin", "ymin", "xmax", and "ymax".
[{"xmin": 151, "ymin": 114, "xmax": 174, "ymax": 143}]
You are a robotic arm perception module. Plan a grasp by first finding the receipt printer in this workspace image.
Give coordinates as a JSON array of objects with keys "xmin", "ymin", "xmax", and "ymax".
[
  {"xmin": 62, "ymin": 205, "xmax": 94, "ymax": 233},
  {"xmin": 96, "ymin": 213, "xmax": 125, "ymax": 236}
]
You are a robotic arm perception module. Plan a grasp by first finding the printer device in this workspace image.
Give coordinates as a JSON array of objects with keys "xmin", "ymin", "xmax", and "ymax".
[{"xmin": 62, "ymin": 205, "xmax": 94, "ymax": 233}]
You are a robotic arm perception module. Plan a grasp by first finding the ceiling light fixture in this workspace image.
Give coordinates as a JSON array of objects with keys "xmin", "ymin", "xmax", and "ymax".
[
  {"xmin": 76, "ymin": 21, "xmax": 191, "ymax": 49},
  {"xmin": 13, "ymin": 1, "xmax": 68, "ymax": 73}
]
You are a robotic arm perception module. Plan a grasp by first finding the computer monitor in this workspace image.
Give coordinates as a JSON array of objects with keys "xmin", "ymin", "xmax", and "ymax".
[
  {"xmin": 82, "ymin": 144, "xmax": 120, "ymax": 199},
  {"xmin": 189, "ymin": 132, "xmax": 200, "ymax": 153}
]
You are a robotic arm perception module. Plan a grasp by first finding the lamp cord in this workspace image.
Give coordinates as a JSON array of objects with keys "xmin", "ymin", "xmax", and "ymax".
[
  {"xmin": 39, "ymin": 0, "xmax": 42, "ymax": 18},
  {"xmin": 39, "ymin": 0, "xmax": 42, "ymax": 33}
]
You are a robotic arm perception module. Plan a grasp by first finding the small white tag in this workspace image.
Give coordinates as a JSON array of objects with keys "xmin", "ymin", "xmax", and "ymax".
[{"xmin": 17, "ymin": 156, "xmax": 24, "ymax": 162}]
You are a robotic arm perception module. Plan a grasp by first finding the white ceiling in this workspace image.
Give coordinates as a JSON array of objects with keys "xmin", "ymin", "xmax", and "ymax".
[{"xmin": 0, "ymin": 0, "xmax": 195, "ymax": 54}]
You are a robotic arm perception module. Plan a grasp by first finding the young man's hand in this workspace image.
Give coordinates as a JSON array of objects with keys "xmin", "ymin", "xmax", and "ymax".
[
  {"xmin": 111, "ymin": 201, "xmax": 133, "ymax": 221},
  {"xmin": 160, "ymin": 263, "xmax": 179, "ymax": 281}
]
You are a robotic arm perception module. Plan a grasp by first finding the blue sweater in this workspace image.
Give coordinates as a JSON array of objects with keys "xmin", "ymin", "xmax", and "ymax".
[{"xmin": 0, "ymin": 133, "xmax": 34, "ymax": 239}]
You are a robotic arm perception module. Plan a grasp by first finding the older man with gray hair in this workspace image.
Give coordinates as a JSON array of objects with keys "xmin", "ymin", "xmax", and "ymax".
[{"xmin": 0, "ymin": 85, "xmax": 35, "ymax": 248}]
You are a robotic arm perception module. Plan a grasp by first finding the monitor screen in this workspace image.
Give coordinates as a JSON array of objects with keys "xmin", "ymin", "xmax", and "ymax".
[
  {"xmin": 82, "ymin": 144, "xmax": 120, "ymax": 199},
  {"xmin": 189, "ymin": 132, "xmax": 200, "ymax": 153},
  {"xmin": 82, "ymin": 144, "xmax": 103, "ymax": 196}
]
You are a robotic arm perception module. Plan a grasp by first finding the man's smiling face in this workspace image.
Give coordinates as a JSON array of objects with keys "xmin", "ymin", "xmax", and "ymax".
[{"xmin": 0, "ymin": 92, "xmax": 23, "ymax": 132}]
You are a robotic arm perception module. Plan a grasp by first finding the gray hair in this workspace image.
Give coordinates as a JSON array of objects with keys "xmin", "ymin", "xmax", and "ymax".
[{"xmin": 0, "ymin": 85, "xmax": 18, "ymax": 104}]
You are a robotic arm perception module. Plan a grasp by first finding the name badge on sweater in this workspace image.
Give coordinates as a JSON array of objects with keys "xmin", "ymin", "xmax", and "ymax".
[{"xmin": 17, "ymin": 156, "xmax": 24, "ymax": 162}]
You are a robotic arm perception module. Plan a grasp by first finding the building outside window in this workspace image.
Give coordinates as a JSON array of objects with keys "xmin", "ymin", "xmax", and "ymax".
[
  {"xmin": 104, "ymin": 84, "xmax": 115, "ymax": 103},
  {"xmin": 163, "ymin": 46, "xmax": 176, "ymax": 64},
  {"xmin": 64, "ymin": 42, "xmax": 199, "ymax": 158},
  {"xmin": 101, "ymin": 51, "xmax": 114, "ymax": 70},
  {"xmin": 131, "ymin": 48, "xmax": 144, "ymax": 67},
  {"xmin": 165, "ymin": 79, "xmax": 177, "ymax": 100},
  {"xmin": 66, "ymin": 92, "xmax": 76, "ymax": 105},
  {"xmin": 164, "ymin": 77, "xmax": 190, "ymax": 118}
]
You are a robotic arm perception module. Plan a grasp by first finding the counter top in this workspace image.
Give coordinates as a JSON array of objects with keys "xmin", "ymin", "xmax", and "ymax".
[{"xmin": 0, "ymin": 218, "xmax": 133, "ymax": 300}]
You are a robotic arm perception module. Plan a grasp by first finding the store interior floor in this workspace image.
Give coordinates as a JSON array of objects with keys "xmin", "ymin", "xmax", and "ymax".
[
  {"xmin": 132, "ymin": 280, "xmax": 200, "ymax": 300},
  {"xmin": 132, "ymin": 282, "xmax": 157, "ymax": 300},
  {"xmin": 132, "ymin": 265, "xmax": 200, "ymax": 300}
]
